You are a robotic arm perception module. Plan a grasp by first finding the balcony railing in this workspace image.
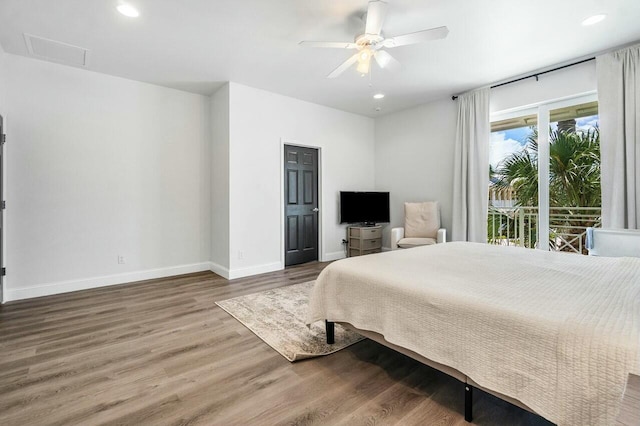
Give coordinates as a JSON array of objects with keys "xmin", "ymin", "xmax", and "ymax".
[{"xmin": 488, "ymin": 206, "xmax": 601, "ymax": 254}]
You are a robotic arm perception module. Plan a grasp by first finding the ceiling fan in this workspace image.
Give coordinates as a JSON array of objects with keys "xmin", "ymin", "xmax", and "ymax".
[{"xmin": 299, "ymin": 0, "xmax": 449, "ymax": 78}]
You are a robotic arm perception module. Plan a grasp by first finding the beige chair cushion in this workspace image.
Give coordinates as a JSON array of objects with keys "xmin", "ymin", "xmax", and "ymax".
[
  {"xmin": 397, "ymin": 237, "xmax": 437, "ymax": 248},
  {"xmin": 404, "ymin": 202, "xmax": 440, "ymax": 239}
]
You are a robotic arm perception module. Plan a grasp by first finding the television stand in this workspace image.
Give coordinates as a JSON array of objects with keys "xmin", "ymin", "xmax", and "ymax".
[{"xmin": 348, "ymin": 225, "xmax": 382, "ymax": 257}]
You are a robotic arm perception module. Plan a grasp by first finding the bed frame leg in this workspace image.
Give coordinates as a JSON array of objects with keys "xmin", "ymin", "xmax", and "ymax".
[
  {"xmin": 325, "ymin": 320, "xmax": 335, "ymax": 344},
  {"xmin": 465, "ymin": 384, "xmax": 473, "ymax": 422}
]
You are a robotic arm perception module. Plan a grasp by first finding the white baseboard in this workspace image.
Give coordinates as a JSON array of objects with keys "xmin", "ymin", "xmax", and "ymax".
[
  {"xmin": 382, "ymin": 246, "xmax": 392, "ymax": 252},
  {"xmin": 4, "ymin": 262, "xmax": 212, "ymax": 302},
  {"xmin": 227, "ymin": 261, "xmax": 283, "ymax": 280},
  {"xmin": 323, "ymin": 251, "xmax": 346, "ymax": 262},
  {"xmin": 209, "ymin": 261, "xmax": 231, "ymax": 280},
  {"xmin": 3, "ymin": 253, "xmax": 349, "ymax": 302}
]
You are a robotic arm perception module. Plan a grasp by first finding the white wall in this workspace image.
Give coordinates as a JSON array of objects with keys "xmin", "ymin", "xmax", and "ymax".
[
  {"xmin": 0, "ymin": 43, "xmax": 7, "ymax": 115},
  {"xmin": 4, "ymin": 55, "xmax": 211, "ymax": 301},
  {"xmin": 0, "ymin": 58, "xmax": 374, "ymax": 297},
  {"xmin": 210, "ymin": 84, "xmax": 230, "ymax": 275},
  {"xmin": 374, "ymin": 98, "xmax": 458, "ymax": 248},
  {"xmin": 490, "ymin": 60, "xmax": 596, "ymax": 114},
  {"xmin": 227, "ymin": 82, "xmax": 375, "ymax": 278}
]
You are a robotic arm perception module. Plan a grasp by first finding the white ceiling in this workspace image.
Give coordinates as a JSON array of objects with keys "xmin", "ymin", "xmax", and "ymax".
[{"xmin": 1, "ymin": 0, "xmax": 639, "ymax": 117}]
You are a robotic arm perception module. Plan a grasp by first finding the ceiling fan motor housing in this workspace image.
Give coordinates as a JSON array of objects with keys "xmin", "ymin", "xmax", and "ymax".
[{"xmin": 355, "ymin": 33, "xmax": 384, "ymax": 49}]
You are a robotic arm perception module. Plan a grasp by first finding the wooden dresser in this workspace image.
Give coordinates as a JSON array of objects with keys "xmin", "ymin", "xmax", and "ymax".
[{"xmin": 348, "ymin": 225, "xmax": 382, "ymax": 257}]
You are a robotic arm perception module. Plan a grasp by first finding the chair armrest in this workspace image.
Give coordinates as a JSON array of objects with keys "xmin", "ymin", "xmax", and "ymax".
[
  {"xmin": 437, "ymin": 228, "xmax": 447, "ymax": 244},
  {"xmin": 391, "ymin": 227, "xmax": 405, "ymax": 250}
]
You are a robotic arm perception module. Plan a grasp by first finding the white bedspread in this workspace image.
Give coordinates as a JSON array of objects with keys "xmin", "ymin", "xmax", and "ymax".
[{"xmin": 307, "ymin": 242, "xmax": 640, "ymax": 425}]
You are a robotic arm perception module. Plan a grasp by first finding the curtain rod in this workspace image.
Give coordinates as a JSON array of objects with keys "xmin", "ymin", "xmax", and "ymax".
[{"xmin": 451, "ymin": 57, "xmax": 596, "ymax": 101}]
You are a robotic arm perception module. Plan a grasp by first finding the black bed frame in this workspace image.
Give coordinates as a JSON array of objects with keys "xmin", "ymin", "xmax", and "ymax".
[{"xmin": 325, "ymin": 320, "xmax": 474, "ymax": 422}]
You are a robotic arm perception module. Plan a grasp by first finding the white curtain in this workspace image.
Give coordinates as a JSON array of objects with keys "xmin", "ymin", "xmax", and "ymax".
[
  {"xmin": 452, "ymin": 88, "xmax": 490, "ymax": 242},
  {"xmin": 596, "ymin": 44, "xmax": 640, "ymax": 229}
]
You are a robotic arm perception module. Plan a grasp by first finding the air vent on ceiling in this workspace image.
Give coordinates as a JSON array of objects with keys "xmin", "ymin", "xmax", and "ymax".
[{"xmin": 24, "ymin": 33, "xmax": 90, "ymax": 67}]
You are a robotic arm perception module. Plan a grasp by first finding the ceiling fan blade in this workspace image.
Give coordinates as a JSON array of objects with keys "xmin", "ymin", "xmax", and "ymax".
[
  {"xmin": 383, "ymin": 26, "xmax": 449, "ymax": 48},
  {"xmin": 374, "ymin": 50, "xmax": 401, "ymax": 71},
  {"xmin": 365, "ymin": 1, "xmax": 388, "ymax": 35},
  {"xmin": 299, "ymin": 41, "xmax": 357, "ymax": 49},
  {"xmin": 327, "ymin": 53, "xmax": 359, "ymax": 78}
]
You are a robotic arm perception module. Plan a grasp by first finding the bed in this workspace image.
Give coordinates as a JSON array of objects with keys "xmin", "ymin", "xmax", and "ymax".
[{"xmin": 307, "ymin": 242, "xmax": 640, "ymax": 426}]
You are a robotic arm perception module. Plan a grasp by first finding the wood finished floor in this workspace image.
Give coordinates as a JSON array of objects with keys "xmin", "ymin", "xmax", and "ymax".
[{"xmin": 0, "ymin": 262, "xmax": 554, "ymax": 426}]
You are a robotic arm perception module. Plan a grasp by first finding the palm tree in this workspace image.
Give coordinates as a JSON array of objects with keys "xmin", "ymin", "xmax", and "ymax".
[
  {"xmin": 493, "ymin": 130, "xmax": 539, "ymax": 207},
  {"xmin": 491, "ymin": 126, "xmax": 601, "ymax": 252},
  {"xmin": 548, "ymin": 128, "xmax": 601, "ymax": 208}
]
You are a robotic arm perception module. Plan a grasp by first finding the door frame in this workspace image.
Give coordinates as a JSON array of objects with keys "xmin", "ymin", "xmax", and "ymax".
[
  {"xmin": 0, "ymin": 115, "xmax": 5, "ymax": 304},
  {"xmin": 280, "ymin": 139, "xmax": 323, "ymax": 268}
]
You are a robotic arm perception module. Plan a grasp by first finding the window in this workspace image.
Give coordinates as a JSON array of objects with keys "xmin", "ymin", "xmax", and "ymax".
[{"xmin": 489, "ymin": 95, "xmax": 601, "ymax": 254}]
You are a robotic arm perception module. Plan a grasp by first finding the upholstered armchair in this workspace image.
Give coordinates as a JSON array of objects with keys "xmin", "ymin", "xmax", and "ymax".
[{"xmin": 391, "ymin": 201, "xmax": 447, "ymax": 250}]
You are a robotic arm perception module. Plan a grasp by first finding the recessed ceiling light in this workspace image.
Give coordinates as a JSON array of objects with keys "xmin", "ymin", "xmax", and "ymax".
[
  {"xmin": 117, "ymin": 4, "xmax": 140, "ymax": 17},
  {"xmin": 373, "ymin": 93, "xmax": 385, "ymax": 99},
  {"xmin": 582, "ymin": 14, "xmax": 606, "ymax": 26}
]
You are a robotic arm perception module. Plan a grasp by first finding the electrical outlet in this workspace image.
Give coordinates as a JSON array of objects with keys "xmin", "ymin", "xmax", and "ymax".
[
  {"xmin": 238, "ymin": 251, "xmax": 244, "ymax": 260},
  {"xmin": 117, "ymin": 255, "xmax": 125, "ymax": 264}
]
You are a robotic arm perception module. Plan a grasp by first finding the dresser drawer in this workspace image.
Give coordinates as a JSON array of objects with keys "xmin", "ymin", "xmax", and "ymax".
[
  {"xmin": 350, "ymin": 238, "xmax": 381, "ymax": 250},
  {"xmin": 362, "ymin": 248, "xmax": 382, "ymax": 255},
  {"xmin": 349, "ymin": 227, "xmax": 382, "ymax": 239},
  {"xmin": 349, "ymin": 248, "xmax": 382, "ymax": 257}
]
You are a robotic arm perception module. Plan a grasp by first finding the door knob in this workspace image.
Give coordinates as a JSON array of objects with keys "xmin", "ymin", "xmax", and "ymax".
[{"xmin": 312, "ymin": 208, "xmax": 319, "ymax": 212}]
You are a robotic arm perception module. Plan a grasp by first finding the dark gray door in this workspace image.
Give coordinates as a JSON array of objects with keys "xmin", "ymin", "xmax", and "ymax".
[
  {"xmin": 284, "ymin": 145, "xmax": 319, "ymax": 266},
  {"xmin": 0, "ymin": 115, "xmax": 4, "ymax": 301}
]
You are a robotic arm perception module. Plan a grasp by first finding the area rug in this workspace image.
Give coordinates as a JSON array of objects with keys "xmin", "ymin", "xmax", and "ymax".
[{"xmin": 216, "ymin": 281, "xmax": 363, "ymax": 362}]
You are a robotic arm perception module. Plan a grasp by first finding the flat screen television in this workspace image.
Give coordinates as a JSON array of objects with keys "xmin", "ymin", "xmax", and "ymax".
[{"xmin": 340, "ymin": 191, "xmax": 390, "ymax": 225}]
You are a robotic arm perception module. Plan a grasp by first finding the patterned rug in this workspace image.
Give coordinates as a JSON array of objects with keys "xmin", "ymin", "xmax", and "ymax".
[{"xmin": 216, "ymin": 281, "xmax": 363, "ymax": 362}]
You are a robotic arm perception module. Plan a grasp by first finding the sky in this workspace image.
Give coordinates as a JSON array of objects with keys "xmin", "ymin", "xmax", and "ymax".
[
  {"xmin": 489, "ymin": 127, "xmax": 530, "ymax": 169},
  {"xmin": 574, "ymin": 115, "xmax": 599, "ymax": 131},
  {"xmin": 490, "ymin": 114, "xmax": 599, "ymax": 169}
]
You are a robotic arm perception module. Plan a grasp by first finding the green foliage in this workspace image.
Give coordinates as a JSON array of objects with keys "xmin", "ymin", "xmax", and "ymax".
[{"xmin": 493, "ymin": 126, "xmax": 601, "ymax": 208}]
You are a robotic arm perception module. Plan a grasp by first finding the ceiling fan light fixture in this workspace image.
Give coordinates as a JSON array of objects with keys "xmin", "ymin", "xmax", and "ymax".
[
  {"xmin": 358, "ymin": 48, "xmax": 372, "ymax": 63},
  {"xmin": 356, "ymin": 60, "xmax": 371, "ymax": 74}
]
